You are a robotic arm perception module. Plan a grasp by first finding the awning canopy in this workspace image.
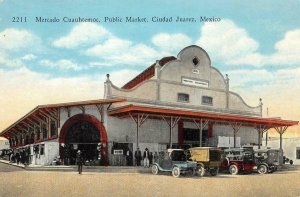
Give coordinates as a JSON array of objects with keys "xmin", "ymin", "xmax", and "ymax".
[
  {"xmin": 109, "ymin": 104, "xmax": 298, "ymax": 128},
  {"xmin": 0, "ymin": 99, "xmax": 124, "ymax": 139}
]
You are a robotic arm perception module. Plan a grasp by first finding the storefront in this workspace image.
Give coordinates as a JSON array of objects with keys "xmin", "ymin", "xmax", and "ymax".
[{"xmin": 0, "ymin": 45, "xmax": 298, "ymax": 166}]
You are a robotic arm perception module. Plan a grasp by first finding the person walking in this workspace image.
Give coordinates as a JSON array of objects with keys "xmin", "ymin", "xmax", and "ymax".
[
  {"xmin": 15, "ymin": 151, "xmax": 21, "ymax": 165},
  {"xmin": 76, "ymin": 150, "xmax": 83, "ymax": 174}
]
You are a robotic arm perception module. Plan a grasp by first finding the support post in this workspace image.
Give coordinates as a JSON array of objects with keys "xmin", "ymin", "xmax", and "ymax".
[
  {"xmin": 255, "ymin": 125, "xmax": 268, "ymax": 149},
  {"xmin": 274, "ymin": 126, "xmax": 288, "ymax": 150},
  {"xmin": 265, "ymin": 131, "xmax": 268, "ymax": 146},
  {"xmin": 162, "ymin": 116, "xmax": 180, "ymax": 148},
  {"xmin": 130, "ymin": 113, "xmax": 149, "ymax": 149},
  {"xmin": 229, "ymin": 123, "xmax": 242, "ymax": 148},
  {"xmin": 193, "ymin": 119, "xmax": 209, "ymax": 147}
]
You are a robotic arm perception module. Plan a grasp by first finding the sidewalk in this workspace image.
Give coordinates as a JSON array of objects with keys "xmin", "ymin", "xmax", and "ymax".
[
  {"xmin": 1, "ymin": 159, "xmax": 299, "ymax": 173},
  {"xmin": 0, "ymin": 159, "xmax": 152, "ymax": 173}
]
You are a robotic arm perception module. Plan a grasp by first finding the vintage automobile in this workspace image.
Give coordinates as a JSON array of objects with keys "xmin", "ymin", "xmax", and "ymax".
[
  {"xmin": 187, "ymin": 147, "xmax": 223, "ymax": 176},
  {"xmin": 151, "ymin": 149, "xmax": 198, "ymax": 178},
  {"xmin": 220, "ymin": 148, "xmax": 257, "ymax": 175},
  {"xmin": 254, "ymin": 149, "xmax": 282, "ymax": 174}
]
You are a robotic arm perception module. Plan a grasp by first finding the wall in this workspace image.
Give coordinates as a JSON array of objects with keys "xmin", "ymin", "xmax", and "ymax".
[
  {"xmin": 212, "ymin": 125, "xmax": 258, "ymax": 146},
  {"xmin": 0, "ymin": 139, "xmax": 9, "ymax": 150},
  {"xmin": 107, "ymin": 45, "xmax": 260, "ymax": 116},
  {"xmin": 267, "ymin": 138, "xmax": 300, "ymax": 165}
]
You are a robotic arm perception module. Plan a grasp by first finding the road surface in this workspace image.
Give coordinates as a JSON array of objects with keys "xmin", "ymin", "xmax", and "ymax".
[{"xmin": 0, "ymin": 163, "xmax": 299, "ymax": 197}]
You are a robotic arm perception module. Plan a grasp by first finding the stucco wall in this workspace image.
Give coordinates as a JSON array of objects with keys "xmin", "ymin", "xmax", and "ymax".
[
  {"xmin": 106, "ymin": 45, "xmax": 260, "ymax": 116},
  {"xmin": 106, "ymin": 116, "xmax": 177, "ymax": 144},
  {"xmin": 229, "ymin": 93, "xmax": 260, "ymax": 114},
  {"xmin": 59, "ymin": 105, "xmax": 103, "ymax": 136},
  {"xmin": 110, "ymin": 80, "xmax": 157, "ymax": 100},
  {"xmin": 267, "ymin": 138, "xmax": 300, "ymax": 165},
  {"xmin": 159, "ymin": 82, "xmax": 227, "ymax": 108},
  {"xmin": 212, "ymin": 125, "xmax": 258, "ymax": 146}
]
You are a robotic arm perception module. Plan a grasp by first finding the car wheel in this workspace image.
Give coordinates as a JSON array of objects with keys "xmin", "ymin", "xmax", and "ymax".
[
  {"xmin": 229, "ymin": 165, "xmax": 239, "ymax": 175},
  {"xmin": 190, "ymin": 168, "xmax": 196, "ymax": 176},
  {"xmin": 258, "ymin": 165, "xmax": 268, "ymax": 174},
  {"xmin": 172, "ymin": 166, "xmax": 181, "ymax": 178},
  {"xmin": 198, "ymin": 166, "xmax": 205, "ymax": 177},
  {"xmin": 152, "ymin": 165, "xmax": 159, "ymax": 175},
  {"xmin": 210, "ymin": 168, "xmax": 219, "ymax": 176}
]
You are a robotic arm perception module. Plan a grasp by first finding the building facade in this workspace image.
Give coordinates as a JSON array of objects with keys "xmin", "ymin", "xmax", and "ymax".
[{"xmin": 0, "ymin": 45, "xmax": 298, "ymax": 166}]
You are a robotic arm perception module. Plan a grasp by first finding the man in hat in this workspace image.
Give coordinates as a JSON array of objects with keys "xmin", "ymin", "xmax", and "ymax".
[
  {"xmin": 76, "ymin": 150, "xmax": 83, "ymax": 174},
  {"xmin": 143, "ymin": 148, "xmax": 150, "ymax": 168},
  {"xmin": 134, "ymin": 148, "xmax": 142, "ymax": 166}
]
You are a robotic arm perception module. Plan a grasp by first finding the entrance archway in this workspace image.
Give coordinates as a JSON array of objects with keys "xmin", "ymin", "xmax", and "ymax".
[{"xmin": 59, "ymin": 114, "xmax": 108, "ymax": 165}]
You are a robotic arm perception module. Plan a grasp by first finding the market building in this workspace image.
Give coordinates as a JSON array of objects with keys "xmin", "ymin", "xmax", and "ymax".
[{"xmin": 0, "ymin": 45, "xmax": 298, "ymax": 166}]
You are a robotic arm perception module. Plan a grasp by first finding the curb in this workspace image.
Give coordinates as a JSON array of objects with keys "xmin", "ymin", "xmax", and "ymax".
[
  {"xmin": 0, "ymin": 160, "xmax": 26, "ymax": 170},
  {"xmin": 0, "ymin": 160, "xmax": 152, "ymax": 173}
]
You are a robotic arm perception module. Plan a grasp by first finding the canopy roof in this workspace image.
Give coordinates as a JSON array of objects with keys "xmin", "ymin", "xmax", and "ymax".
[
  {"xmin": 0, "ymin": 99, "xmax": 124, "ymax": 138},
  {"xmin": 109, "ymin": 104, "xmax": 298, "ymax": 128}
]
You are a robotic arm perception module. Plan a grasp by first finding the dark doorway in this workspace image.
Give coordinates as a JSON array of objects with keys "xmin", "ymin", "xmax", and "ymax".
[
  {"xmin": 64, "ymin": 120, "xmax": 101, "ymax": 165},
  {"xmin": 183, "ymin": 128, "xmax": 208, "ymax": 147}
]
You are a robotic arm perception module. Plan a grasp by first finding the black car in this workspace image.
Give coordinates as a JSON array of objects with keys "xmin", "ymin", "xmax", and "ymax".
[{"xmin": 254, "ymin": 149, "xmax": 282, "ymax": 174}]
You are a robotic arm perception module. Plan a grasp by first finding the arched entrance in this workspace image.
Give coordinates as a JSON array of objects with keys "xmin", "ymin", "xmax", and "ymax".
[{"xmin": 59, "ymin": 114, "xmax": 108, "ymax": 165}]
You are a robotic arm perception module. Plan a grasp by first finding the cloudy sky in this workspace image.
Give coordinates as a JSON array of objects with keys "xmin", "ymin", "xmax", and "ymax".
[{"xmin": 0, "ymin": 0, "xmax": 300, "ymax": 137}]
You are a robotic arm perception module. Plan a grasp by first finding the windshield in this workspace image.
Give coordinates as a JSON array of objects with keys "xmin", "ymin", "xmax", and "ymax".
[{"xmin": 171, "ymin": 150, "xmax": 186, "ymax": 161}]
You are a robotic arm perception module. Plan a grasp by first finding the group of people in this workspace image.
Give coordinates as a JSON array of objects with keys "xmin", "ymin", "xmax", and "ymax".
[
  {"xmin": 134, "ymin": 147, "xmax": 158, "ymax": 167},
  {"xmin": 10, "ymin": 148, "xmax": 30, "ymax": 166}
]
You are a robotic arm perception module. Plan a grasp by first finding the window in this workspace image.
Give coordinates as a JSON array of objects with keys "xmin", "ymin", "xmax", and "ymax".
[
  {"xmin": 202, "ymin": 96, "xmax": 213, "ymax": 105},
  {"xmin": 296, "ymin": 147, "xmax": 300, "ymax": 159},
  {"xmin": 42, "ymin": 122, "xmax": 48, "ymax": 139},
  {"xmin": 40, "ymin": 144, "xmax": 44, "ymax": 155},
  {"xmin": 178, "ymin": 93, "xmax": 189, "ymax": 102},
  {"xmin": 35, "ymin": 124, "xmax": 40, "ymax": 140},
  {"xmin": 192, "ymin": 57, "xmax": 199, "ymax": 66},
  {"xmin": 50, "ymin": 120, "xmax": 57, "ymax": 137}
]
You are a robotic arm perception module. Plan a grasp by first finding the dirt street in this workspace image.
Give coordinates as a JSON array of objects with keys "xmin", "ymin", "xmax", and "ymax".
[{"xmin": 0, "ymin": 163, "xmax": 300, "ymax": 197}]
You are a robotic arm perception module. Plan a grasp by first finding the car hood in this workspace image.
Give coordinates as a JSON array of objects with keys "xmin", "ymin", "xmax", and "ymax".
[{"xmin": 173, "ymin": 161, "xmax": 197, "ymax": 168}]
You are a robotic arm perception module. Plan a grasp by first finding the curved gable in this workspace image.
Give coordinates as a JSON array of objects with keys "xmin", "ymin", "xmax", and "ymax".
[{"xmin": 159, "ymin": 45, "xmax": 226, "ymax": 91}]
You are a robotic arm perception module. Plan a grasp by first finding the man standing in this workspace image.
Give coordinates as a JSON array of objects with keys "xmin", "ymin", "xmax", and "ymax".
[
  {"xmin": 126, "ymin": 149, "xmax": 133, "ymax": 166},
  {"xmin": 134, "ymin": 148, "xmax": 142, "ymax": 166},
  {"xmin": 143, "ymin": 148, "xmax": 150, "ymax": 168},
  {"xmin": 76, "ymin": 150, "xmax": 83, "ymax": 174}
]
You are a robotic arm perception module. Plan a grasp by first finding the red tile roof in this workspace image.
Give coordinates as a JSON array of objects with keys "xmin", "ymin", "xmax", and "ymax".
[{"xmin": 122, "ymin": 56, "xmax": 176, "ymax": 89}]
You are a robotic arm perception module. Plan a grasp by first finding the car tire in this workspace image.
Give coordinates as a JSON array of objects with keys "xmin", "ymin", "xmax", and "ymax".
[
  {"xmin": 172, "ymin": 166, "xmax": 181, "ymax": 178},
  {"xmin": 152, "ymin": 164, "xmax": 159, "ymax": 175},
  {"xmin": 198, "ymin": 166, "xmax": 205, "ymax": 177},
  {"xmin": 258, "ymin": 165, "xmax": 268, "ymax": 174},
  {"xmin": 229, "ymin": 165, "xmax": 239, "ymax": 175},
  {"xmin": 210, "ymin": 168, "xmax": 219, "ymax": 176},
  {"xmin": 190, "ymin": 168, "xmax": 196, "ymax": 176}
]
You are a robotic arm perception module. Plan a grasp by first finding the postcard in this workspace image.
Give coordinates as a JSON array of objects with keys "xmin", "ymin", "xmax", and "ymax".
[{"xmin": 0, "ymin": 1, "xmax": 299, "ymax": 196}]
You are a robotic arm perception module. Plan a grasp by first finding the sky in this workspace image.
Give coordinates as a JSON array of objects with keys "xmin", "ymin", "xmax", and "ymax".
[{"xmin": 0, "ymin": 0, "xmax": 300, "ymax": 137}]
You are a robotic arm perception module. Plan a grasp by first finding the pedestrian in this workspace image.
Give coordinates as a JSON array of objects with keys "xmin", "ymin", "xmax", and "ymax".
[
  {"xmin": 154, "ymin": 152, "xmax": 158, "ymax": 163},
  {"xmin": 16, "ymin": 151, "xmax": 21, "ymax": 165},
  {"xmin": 143, "ymin": 148, "xmax": 150, "ymax": 168},
  {"xmin": 149, "ymin": 152, "xmax": 153, "ymax": 165},
  {"xmin": 134, "ymin": 148, "xmax": 142, "ymax": 166},
  {"xmin": 76, "ymin": 150, "xmax": 83, "ymax": 174},
  {"xmin": 126, "ymin": 149, "xmax": 133, "ymax": 166}
]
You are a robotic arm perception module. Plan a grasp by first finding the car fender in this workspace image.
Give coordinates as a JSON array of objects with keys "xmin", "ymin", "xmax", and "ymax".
[
  {"xmin": 258, "ymin": 162, "xmax": 269, "ymax": 168},
  {"xmin": 228, "ymin": 162, "xmax": 241, "ymax": 169},
  {"xmin": 153, "ymin": 162, "xmax": 167, "ymax": 171}
]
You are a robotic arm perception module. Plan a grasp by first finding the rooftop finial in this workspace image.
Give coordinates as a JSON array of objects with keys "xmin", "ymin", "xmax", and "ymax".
[{"xmin": 106, "ymin": 74, "xmax": 110, "ymax": 82}]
